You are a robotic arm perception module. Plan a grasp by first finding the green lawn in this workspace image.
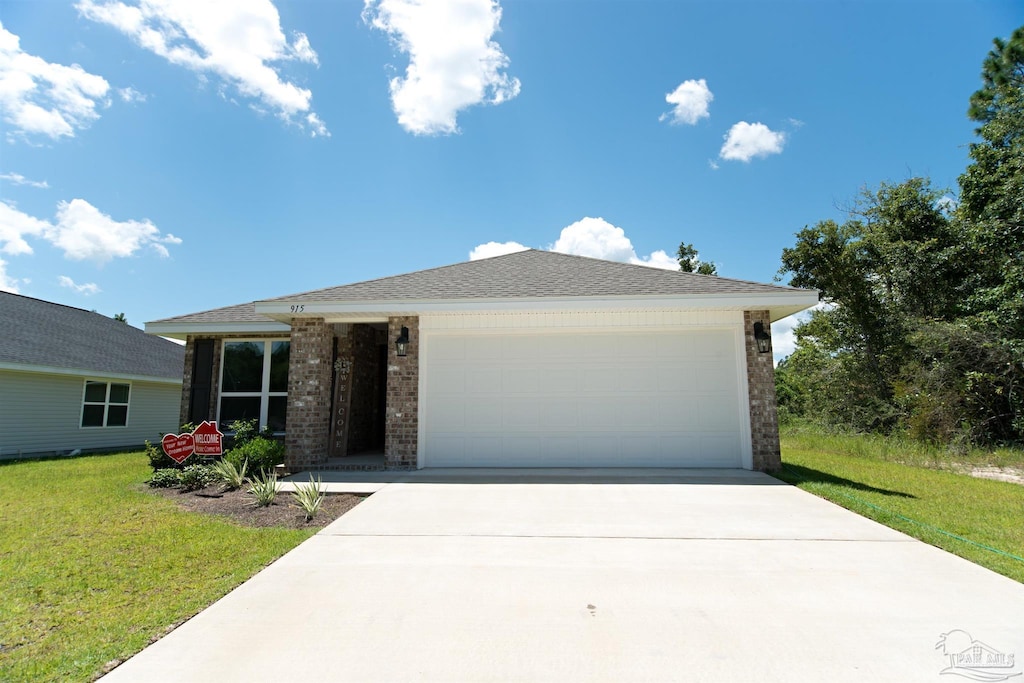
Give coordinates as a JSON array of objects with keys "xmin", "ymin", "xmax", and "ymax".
[
  {"xmin": 0, "ymin": 453, "xmax": 314, "ymax": 682},
  {"xmin": 777, "ymin": 427, "xmax": 1024, "ymax": 584}
]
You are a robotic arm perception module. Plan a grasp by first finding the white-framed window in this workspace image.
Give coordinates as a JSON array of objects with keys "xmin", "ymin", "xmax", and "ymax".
[
  {"xmin": 81, "ymin": 380, "xmax": 131, "ymax": 428},
  {"xmin": 218, "ymin": 340, "xmax": 289, "ymax": 432}
]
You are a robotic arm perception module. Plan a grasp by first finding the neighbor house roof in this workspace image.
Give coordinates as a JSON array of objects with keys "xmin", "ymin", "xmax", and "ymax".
[
  {"xmin": 147, "ymin": 250, "xmax": 818, "ymax": 337},
  {"xmin": 1, "ymin": 292, "xmax": 185, "ymax": 382}
]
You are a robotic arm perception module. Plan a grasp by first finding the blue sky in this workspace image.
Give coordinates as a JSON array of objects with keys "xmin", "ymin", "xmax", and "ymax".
[{"xmin": 1, "ymin": 0, "xmax": 1020, "ymax": 359}]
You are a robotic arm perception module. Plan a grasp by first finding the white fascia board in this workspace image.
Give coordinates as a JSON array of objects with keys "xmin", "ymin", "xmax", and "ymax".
[
  {"xmin": 144, "ymin": 321, "xmax": 292, "ymax": 340},
  {"xmin": 255, "ymin": 291, "xmax": 820, "ymax": 321},
  {"xmin": 0, "ymin": 362, "xmax": 182, "ymax": 385}
]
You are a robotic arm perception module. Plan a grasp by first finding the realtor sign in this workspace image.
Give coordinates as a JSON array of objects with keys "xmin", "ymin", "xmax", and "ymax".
[{"xmin": 161, "ymin": 421, "xmax": 223, "ymax": 464}]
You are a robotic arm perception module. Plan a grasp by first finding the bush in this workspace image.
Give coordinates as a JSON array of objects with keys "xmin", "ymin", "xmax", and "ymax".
[
  {"xmin": 247, "ymin": 470, "xmax": 280, "ymax": 507},
  {"xmin": 145, "ymin": 423, "xmax": 203, "ymax": 471},
  {"xmin": 210, "ymin": 457, "xmax": 248, "ymax": 491},
  {"xmin": 148, "ymin": 468, "xmax": 182, "ymax": 488},
  {"xmin": 228, "ymin": 419, "xmax": 259, "ymax": 448},
  {"xmin": 224, "ymin": 437, "xmax": 284, "ymax": 475},
  {"xmin": 180, "ymin": 464, "xmax": 217, "ymax": 492}
]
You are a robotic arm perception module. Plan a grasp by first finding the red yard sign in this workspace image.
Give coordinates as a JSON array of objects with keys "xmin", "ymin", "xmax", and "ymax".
[
  {"xmin": 161, "ymin": 432, "xmax": 195, "ymax": 464},
  {"xmin": 192, "ymin": 421, "xmax": 224, "ymax": 456}
]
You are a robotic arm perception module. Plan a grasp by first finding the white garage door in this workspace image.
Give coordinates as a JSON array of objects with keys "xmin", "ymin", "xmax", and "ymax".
[{"xmin": 422, "ymin": 329, "xmax": 746, "ymax": 468}]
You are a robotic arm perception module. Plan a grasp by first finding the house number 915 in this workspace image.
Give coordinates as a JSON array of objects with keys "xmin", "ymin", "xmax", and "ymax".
[{"xmin": 290, "ymin": 305, "xmax": 305, "ymax": 313}]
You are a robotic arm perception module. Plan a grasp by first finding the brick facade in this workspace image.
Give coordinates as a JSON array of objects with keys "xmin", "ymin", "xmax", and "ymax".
[
  {"xmin": 385, "ymin": 316, "xmax": 419, "ymax": 468},
  {"xmin": 744, "ymin": 310, "xmax": 781, "ymax": 471},
  {"xmin": 285, "ymin": 318, "xmax": 334, "ymax": 470}
]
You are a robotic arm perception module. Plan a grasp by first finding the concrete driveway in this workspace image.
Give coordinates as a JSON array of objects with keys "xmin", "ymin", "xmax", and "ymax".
[{"xmin": 104, "ymin": 469, "xmax": 1024, "ymax": 682}]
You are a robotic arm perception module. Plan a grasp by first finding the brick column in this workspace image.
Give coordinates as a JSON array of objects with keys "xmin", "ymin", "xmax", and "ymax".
[
  {"xmin": 385, "ymin": 316, "xmax": 419, "ymax": 468},
  {"xmin": 179, "ymin": 336, "xmax": 195, "ymax": 427},
  {"xmin": 286, "ymin": 318, "xmax": 334, "ymax": 471},
  {"xmin": 744, "ymin": 310, "xmax": 781, "ymax": 471}
]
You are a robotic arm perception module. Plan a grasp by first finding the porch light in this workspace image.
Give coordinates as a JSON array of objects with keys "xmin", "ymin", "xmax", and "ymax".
[
  {"xmin": 395, "ymin": 326, "xmax": 410, "ymax": 357},
  {"xmin": 753, "ymin": 321, "xmax": 771, "ymax": 354}
]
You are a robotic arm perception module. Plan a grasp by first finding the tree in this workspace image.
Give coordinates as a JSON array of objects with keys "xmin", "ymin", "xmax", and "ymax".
[
  {"xmin": 113, "ymin": 312, "xmax": 127, "ymax": 323},
  {"xmin": 676, "ymin": 242, "xmax": 717, "ymax": 275}
]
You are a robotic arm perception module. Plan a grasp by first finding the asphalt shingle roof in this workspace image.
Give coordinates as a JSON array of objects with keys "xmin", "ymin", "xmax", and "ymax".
[
  {"xmin": 1, "ymin": 292, "xmax": 185, "ymax": 379},
  {"xmin": 151, "ymin": 250, "xmax": 811, "ymax": 325}
]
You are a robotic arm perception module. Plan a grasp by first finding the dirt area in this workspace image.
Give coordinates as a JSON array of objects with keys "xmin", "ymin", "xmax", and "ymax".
[
  {"xmin": 148, "ymin": 484, "xmax": 367, "ymax": 529},
  {"xmin": 969, "ymin": 466, "xmax": 1024, "ymax": 486}
]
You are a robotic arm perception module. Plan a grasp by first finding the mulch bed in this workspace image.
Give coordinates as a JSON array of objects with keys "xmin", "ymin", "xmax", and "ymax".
[{"xmin": 147, "ymin": 484, "xmax": 367, "ymax": 529}]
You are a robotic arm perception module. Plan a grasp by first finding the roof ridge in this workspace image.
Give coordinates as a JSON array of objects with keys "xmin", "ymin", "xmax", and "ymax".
[{"xmin": 0, "ymin": 290, "xmax": 97, "ymax": 316}]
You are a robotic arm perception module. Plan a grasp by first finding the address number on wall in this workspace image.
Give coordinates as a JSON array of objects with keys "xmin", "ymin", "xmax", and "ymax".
[{"xmin": 290, "ymin": 305, "xmax": 305, "ymax": 313}]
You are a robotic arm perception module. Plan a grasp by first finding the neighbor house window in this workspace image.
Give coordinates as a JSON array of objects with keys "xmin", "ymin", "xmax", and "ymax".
[
  {"xmin": 81, "ymin": 381, "xmax": 131, "ymax": 428},
  {"xmin": 219, "ymin": 340, "xmax": 289, "ymax": 432}
]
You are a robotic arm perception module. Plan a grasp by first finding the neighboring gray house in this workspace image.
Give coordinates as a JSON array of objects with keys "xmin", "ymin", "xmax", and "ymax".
[
  {"xmin": 0, "ymin": 292, "xmax": 185, "ymax": 458},
  {"xmin": 147, "ymin": 250, "xmax": 817, "ymax": 472}
]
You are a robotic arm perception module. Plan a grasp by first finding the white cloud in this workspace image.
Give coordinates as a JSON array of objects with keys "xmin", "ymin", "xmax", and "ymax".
[
  {"xmin": 77, "ymin": 0, "xmax": 327, "ymax": 136},
  {"xmin": 0, "ymin": 258, "xmax": 25, "ymax": 293},
  {"xmin": 0, "ymin": 22, "xmax": 111, "ymax": 140},
  {"xmin": 660, "ymin": 78, "xmax": 712, "ymax": 125},
  {"xmin": 117, "ymin": 86, "xmax": 146, "ymax": 103},
  {"xmin": 0, "ymin": 172, "xmax": 49, "ymax": 188},
  {"xmin": 550, "ymin": 217, "xmax": 678, "ymax": 270},
  {"xmin": 719, "ymin": 121, "xmax": 786, "ymax": 162},
  {"xmin": 469, "ymin": 240, "xmax": 529, "ymax": 260},
  {"xmin": 364, "ymin": 0, "xmax": 521, "ymax": 135},
  {"xmin": 46, "ymin": 198, "xmax": 180, "ymax": 264},
  {"xmin": 0, "ymin": 200, "xmax": 50, "ymax": 255},
  {"xmin": 58, "ymin": 275, "xmax": 101, "ymax": 295}
]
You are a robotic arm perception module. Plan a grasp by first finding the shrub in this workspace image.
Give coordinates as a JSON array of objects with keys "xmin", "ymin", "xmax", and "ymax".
[
  {"xmin": 180, "ymin": 464, "xmax": 217, "ymax": 492},
  {"xmin": 145, "ymin": 440, "xmax": 178, "ymax": 471},
  {"xmin": 291, "ymin": 475, "xmax": 325, "ymax": 521},
  {"xmin": 224, "ymin": 437, "xmax": 284, "ymax": 475},
  {"xmin": 148, "ymin": 468, "xmax": 182, "ymax": 488},
  {"xmin": 248, "ymin": 471, "xmax": 280, "ymax": 507},
  {"xmin": 210, "ymin": 457, "xmax": 248, "ymax": 491},
  {"xmin": 228, "ymin": 419, "xmax": 259, "ymax": 448}
]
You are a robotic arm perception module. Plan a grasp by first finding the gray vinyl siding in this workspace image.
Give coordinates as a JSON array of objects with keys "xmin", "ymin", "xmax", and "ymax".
[{"xmin": 0, "ymin": 369, "xmax": 181, "ymax": 458}]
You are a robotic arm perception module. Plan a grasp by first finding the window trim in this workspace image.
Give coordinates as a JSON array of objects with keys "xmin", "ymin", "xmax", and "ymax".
[
  {"xmin": 217, "ymin": 339, "xmax": 289, "ymax": 433},
  {"xmin": 80, "ymin": 380, "xmax": 132, "ymax": 429}
]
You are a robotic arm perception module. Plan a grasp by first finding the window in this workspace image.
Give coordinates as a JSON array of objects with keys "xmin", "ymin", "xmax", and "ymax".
[
  {"xmin": 81, "ymin": 381, "xmax": 131, "ymax": 428},
  {"xmin": 219, "ymin": 340, "xmax": 289, "ymax": 432}
]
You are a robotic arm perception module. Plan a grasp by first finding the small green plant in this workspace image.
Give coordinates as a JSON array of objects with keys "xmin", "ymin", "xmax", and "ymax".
[
  {"xmin": 145, "ymin": 440, "xmax": 177, "ymax": 471},
  {"xmin": 224, "ymin": 437, "xmax": 285, "ymax": 475},
  {"xmin": 247, "ymin": 470, "xmax": 280, "ymax": 507},
  {"xmin": 180, "ymin": 464, "xmax": 217, "ymax": 492},
  {"xmin": 210, "ymin": 457, "xmax": 248, "ymax": 491},
  {"xmin": 291, "ymin": 475, "xmax": 325, "ymax": 521},
  {"xmin": 148, "ymin": 468, "xmax": 182, "ymax": 488},
  {"xmin": 228, "ymin": 419, "xmax": 260, "ymax": 447}
]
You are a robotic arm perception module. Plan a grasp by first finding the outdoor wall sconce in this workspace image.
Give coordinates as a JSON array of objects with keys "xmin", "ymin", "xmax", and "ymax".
[
  {"xmin": 395, "ymin": 326, "xmax": 410, "ymax": 357},
  {"xmin": 753, "ymin": 321, "xmax": 771, "ymax": 354}
]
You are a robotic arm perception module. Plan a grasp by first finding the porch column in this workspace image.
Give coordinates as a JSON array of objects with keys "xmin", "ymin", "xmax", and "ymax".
[
  {"xmin": 286, "ymin": 317, "xmax": 334, "ymax": 471},
  {"xmin": 744, "ymin": 310, "xmax": 781, "ymax": 471},
  {"xmin": 385, "ymin": 316, "xmax": 419, "ymax": 468}
]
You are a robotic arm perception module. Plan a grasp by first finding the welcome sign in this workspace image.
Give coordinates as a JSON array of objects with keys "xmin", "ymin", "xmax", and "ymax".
[{"xmin": 161, "ymin": 421, "xmax": 224, "ymax": 464}]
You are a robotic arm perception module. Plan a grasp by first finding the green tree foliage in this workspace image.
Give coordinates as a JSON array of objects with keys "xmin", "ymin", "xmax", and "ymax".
[
  {"xmin": 777, "ymin": 28, "xmax": 1024, "ymax": 447},
  {"xmin": 676, "ymin": 242, "xmax": 717, "ymax": 275}
]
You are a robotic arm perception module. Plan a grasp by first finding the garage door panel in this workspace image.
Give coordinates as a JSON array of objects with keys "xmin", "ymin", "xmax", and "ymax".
[{"xmin": 424, "ymin": 329, "xmax": 745, "ymax": 468}]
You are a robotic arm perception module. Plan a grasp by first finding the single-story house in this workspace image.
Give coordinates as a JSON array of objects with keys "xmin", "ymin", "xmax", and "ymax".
[
  {"xmin": 0, "ymin": 292, "xmax": 186, "ymax": 458},
  {"xmin": 146, "ymin": 250, "xmax": 818, "ymax": 472}
]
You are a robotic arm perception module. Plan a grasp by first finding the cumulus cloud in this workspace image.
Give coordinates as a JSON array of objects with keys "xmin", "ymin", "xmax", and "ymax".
[
  {"xmin": 47, "ymin": 199, "xmax": 181, "ymax": 264},
  {"xmin": 660, "ymin": 78, "xmax": 712, "ymax": 125},
  {"xmin": 364, "ymin": 0, "xmax": 520, "ymax": 135},
  {"xmin": 551, "ymin": 217, "xmax": 678, "ymax": 270},
  {"xmin": 0, "ymin": 201, "xmax": 50, "ymax": 255},
  {"xmin": 469, "ymin": 240, "xmax": 529, "ymax": 260},
  {"xmin": 719, "ymin": 121, "xmax": 786, "ymax": 162},
  {"xmin": 0, "ymin": 198, "xmax": 180, "ymax": 265},
  {"xmin": 58, "ymin": 275, "xmax": 100, "ymax": 295},
  {"xmin": 0, "ymin": 22, "xmax": 111, "ymax": 140},
  {"xmin": 117, "ymin": 86, "xmax": 146, "ymax": 103},
  {"xmin": 77, "ymin": 0, "xmax": 327, "ymax": 136},
  {"xmin": 0, "ymin": 172, "xmax": 49, "ymax": 188},
  {"xmin": 0, "ymin": 258, "xmax": 25, "ymax": 293}
]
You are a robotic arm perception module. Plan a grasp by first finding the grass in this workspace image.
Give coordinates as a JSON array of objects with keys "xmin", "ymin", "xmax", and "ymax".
[
  {"xmin": 0, "ymin": 453, "xmax": 314, "ymax": 682},
  {"xmin": 777, "ymin": 424, "xmax": 1024, "ymax": 583}
]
